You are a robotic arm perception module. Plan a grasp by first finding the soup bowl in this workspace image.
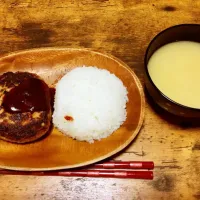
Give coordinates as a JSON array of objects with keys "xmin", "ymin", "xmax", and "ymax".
[{"xmin": 144, "ymin": 24, "xmax": 200, "ymax": 118}]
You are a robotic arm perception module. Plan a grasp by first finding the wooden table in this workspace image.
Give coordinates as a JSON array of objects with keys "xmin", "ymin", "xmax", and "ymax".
[{"xmin": 0, "ymin": 0, "xmax": 200, "ymax": 199}]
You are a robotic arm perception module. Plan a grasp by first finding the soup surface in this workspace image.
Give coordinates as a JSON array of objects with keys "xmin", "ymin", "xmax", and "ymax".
[{"xmin": 148, "ymin": 41, "xmax": 200, "ymax": 108}]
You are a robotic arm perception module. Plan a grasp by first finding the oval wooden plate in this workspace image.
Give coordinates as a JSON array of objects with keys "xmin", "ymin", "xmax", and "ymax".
[{"xmin": 0, "ymin": 48, "xmax": 144, "ymax": 171}]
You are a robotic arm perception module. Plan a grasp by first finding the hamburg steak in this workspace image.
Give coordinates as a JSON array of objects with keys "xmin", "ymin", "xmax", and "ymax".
[{"xmin": 0, "ymin": 72, "xmax": 52, "ymax": 143}]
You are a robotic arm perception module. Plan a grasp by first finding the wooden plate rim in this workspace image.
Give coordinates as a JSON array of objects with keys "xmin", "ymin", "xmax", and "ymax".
[{"xmin": 0, "ymin": 47, "xmax": 145, "ymax": 171}]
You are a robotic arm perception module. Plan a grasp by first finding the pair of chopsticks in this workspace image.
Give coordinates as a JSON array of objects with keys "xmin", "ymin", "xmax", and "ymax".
[{"xmin": 0, "ymin": 161, "xmax": 154, "ymax": 179}]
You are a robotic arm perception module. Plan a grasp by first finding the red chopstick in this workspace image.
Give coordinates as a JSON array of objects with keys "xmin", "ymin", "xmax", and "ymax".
[
  {"xmin": 0, "ymin": 170, "xmax": 153, "ymax": 179},
  {"xmin": 0, "ymin": 161, "xmax": 154, "ymax": 179},
  {"xmin": 93, "ymin": 161, "xmax": 154, "ymax": 169}
]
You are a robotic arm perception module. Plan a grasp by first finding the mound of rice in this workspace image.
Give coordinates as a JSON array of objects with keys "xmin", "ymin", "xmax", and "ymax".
[{"xmin": 53, "ymin": 66, "xmax": 128, "ymax": 143}]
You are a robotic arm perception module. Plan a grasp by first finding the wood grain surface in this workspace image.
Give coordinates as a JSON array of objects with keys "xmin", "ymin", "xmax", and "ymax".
[{"xmin": 0, "ymin": 0, "xmax": 200, "ymax": 199}]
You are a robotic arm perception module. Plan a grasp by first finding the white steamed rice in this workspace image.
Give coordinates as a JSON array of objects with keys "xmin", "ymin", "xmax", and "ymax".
[{"xmin": 52, "ymin": 66, "xmax": 128, "ymax": 143}]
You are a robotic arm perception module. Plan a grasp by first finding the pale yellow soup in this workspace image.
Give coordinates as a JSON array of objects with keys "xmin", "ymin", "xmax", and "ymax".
[{"xmin": 148, "ymin": 41, "xmax": 200, "ymax": 109}]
